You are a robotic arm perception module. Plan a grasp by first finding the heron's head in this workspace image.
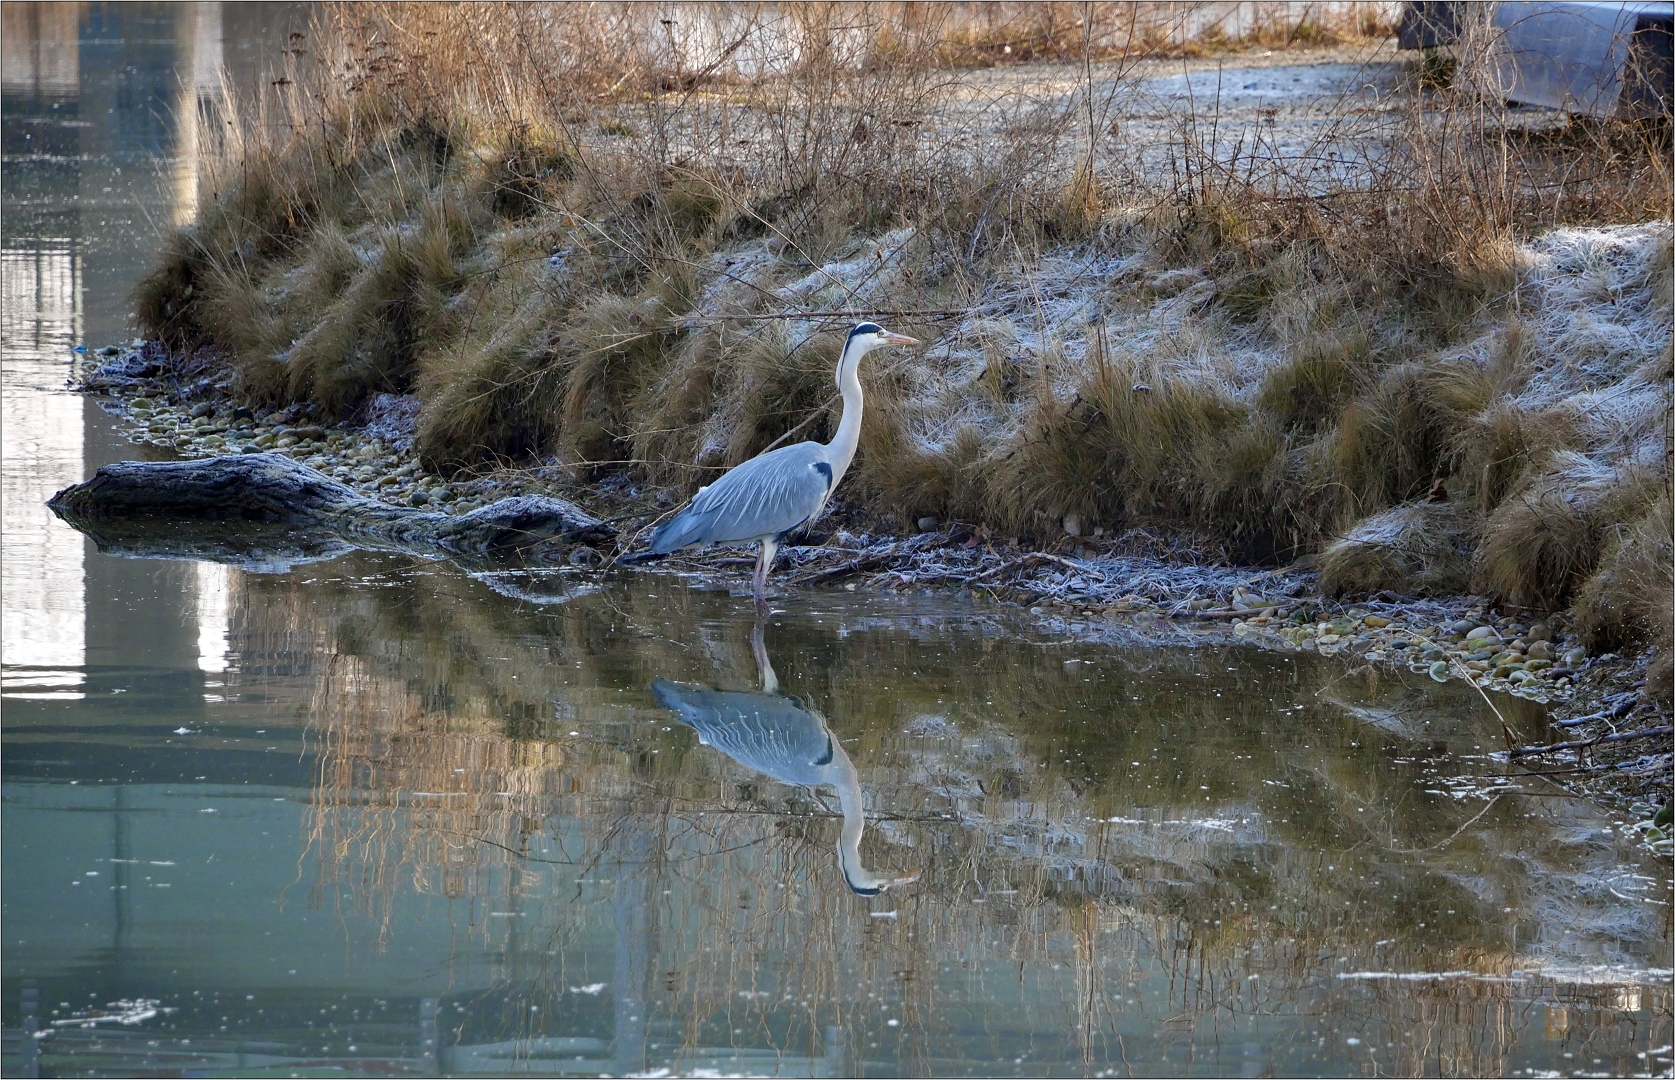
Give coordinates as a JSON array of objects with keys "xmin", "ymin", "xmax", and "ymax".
[
  {"xmin": 847, "ymin": 322, "xmax": 920, "ymax": 354},
  {"xmin": 842, "ymin": 866, "xmax": 922, "ymax": 896}
]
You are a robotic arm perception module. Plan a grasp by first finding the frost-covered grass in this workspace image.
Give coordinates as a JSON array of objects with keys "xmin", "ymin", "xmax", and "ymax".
[{"xmin": 133, "ymin": 2, "xmax": 1670, "ymax": 662}]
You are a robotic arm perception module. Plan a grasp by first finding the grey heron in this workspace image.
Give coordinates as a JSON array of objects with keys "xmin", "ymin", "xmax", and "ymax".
[
  {"xmin": 650, "ymin": 624, "xmax": 919, "ymax": 895},
  {"xmin": 640, "ymin": 322, "xmax": 919, "ymax": 613}
]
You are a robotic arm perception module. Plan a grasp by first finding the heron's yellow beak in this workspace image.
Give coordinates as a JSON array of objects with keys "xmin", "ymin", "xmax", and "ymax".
[
  {"xmin": 880, "ymin": 869, "xmax": 922, "ymax": 890},
  {"xmin": 879, "ymin": 331, "xmax": 920, "ymax": 346}
]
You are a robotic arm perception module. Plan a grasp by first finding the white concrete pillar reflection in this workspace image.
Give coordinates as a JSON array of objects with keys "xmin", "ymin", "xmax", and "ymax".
[
  {"xmin": 194, "ymin": 561, "xmax": 235, "ymax": 691},
  {"xmin": 0, "ymin": 3, "xmax": 80, "ymax": 96},
  {"xmin": 173, "ymin": 2, "xmax": 223, "ymax": 227},
  {"xmin": 0, "ymin": 242, "xmax": 86, "ymax": 700}
]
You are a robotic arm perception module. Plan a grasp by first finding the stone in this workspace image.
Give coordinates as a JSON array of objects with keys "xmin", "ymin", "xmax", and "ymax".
[
  {"xmin": 1448, "ymin": 619, "xmax": 1475, "ymax": 636},
  {"xmin": 1526, "ymin": 640, "xmax": 1554, "ymax": 661},
  {"xmin": 407, "ymin": 490, "xmax": 430, "ymax": 506},
  {"xmin": 1428, "ymin": 661, "xmax": 1449, "ymax": 682},
  {"xmin": 1465, "ymin": 625, "xmax": 1498, "ymax": 642},
  {"xmin": 189, "ymin": 402, "xmax": 214, "ymax": 419},
  {"xmin": 1527, "ymin": 621, "xmax": 1552, "ymax": 642},
  {"xmin": 1362, "ymin": 614, "xmax": 1390, "ymax": 628},
  {"xmin": 917, "ymin": 516, "xmax": 939, "ymax": 532}
]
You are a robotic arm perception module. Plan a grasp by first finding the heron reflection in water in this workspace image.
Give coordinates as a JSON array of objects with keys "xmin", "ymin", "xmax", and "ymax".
[{"xmin": 651, "ymin": 625, "xmax": 919, "ymax": 895}]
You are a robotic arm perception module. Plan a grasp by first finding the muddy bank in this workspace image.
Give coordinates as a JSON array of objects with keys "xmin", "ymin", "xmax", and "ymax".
[{"xmin": 62, "ymin": 347, "xmax": 1673, "ymax": 830}]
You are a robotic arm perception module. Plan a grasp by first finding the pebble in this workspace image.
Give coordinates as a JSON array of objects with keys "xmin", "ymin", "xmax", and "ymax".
[
  {"xmin": 1428, "ymin": 660, "xmax": 1449, "ymax": 682},
  {"xmin": 1465, "ymin": 625, "xmax": 1498, "ymax": 642},
  {"xmin": 1362, "ymin": 614, "xmax": 1389, "ymax": 628},
  {"xmin": 407, "ymin": 490, "xmax": 430, "ymax": 506},
  {"xmin": 189, "ymin": 402, "xmax": 214, "ymax": 419},
  {"xmin": 1526, "ymin": 640, "xmax": 1553, "ymax": 661}
]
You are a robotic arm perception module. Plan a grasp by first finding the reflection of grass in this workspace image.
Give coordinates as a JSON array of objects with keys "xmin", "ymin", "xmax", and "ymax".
[{"xmin": 222, "ymin": 562, "xmax": 1665, "ymax": 1069}]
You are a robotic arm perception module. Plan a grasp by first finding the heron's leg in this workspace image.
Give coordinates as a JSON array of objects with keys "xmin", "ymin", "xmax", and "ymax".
[
  {"xmin": 753, "ymin": 537, "xmax": 778, "ymax": 616},
  {"xmin": 750, "ymin": 621, "xmax": 781, "ymax": 694}
]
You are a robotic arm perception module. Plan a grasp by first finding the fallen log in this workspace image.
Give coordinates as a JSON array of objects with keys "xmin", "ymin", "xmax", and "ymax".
[
  {"xmin": 49, "ymin": 454, "xmax": 616, "ymax": 567},
  {"xmin": 1508, "ymin": 725, "xmax": 1673, "ymax": 758}
]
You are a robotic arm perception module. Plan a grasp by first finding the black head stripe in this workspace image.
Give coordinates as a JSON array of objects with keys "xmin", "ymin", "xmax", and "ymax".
[{"xmin": 849, "ymin": 322, "xmax": 883, "ymax": 338}]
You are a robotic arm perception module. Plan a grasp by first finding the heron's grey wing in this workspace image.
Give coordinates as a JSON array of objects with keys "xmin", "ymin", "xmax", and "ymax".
[
  {"xmin": 651, "ymin": 679, "xmax": 834, "ymax": 787},
  {"xmin": 686, "ymin": 442, "xmax": 833, "ymax": 545}
]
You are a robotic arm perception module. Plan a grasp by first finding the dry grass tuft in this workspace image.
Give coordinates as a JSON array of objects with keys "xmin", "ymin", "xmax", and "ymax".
[
  {"xmin": 1319, "ymin": 499, "xmax": 1476, "ymax": 597},
  {"xmin": 1573, "ymin": 493, "xmax": 1674, "ymax": 662},
  {"xmin": 1474, "ymin": 455, "xmax": 1665, "ymax": 610}
]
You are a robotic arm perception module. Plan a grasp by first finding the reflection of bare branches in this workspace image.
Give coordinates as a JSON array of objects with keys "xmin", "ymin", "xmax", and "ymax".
[{"xmin": 254, "ymin": 559, "xmax": 1664, "ymax": 1073}]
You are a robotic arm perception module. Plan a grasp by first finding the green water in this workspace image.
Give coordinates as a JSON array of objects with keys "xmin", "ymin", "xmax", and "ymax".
[{"xmin": 2, "ymin": 6, "xmax": 1669, "ymax": 1077}]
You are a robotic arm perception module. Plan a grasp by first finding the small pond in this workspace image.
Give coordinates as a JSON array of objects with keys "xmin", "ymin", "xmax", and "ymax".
[{"xmin": 2, "ymin": 6, "xmax": 1669, "ymax": 1077}]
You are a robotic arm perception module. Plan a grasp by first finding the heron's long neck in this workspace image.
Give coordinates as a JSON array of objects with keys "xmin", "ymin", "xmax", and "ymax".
[
  {"xmin": 828, "ymin": 742, "xmax": 916, "ymax": 894},
  {"xmin": 826, "ymin": 342, "xmax": 866, "ymax": 480},
  {"xmin": 831, "ymin": 748, "xmax": 873, "ymax": 887}
]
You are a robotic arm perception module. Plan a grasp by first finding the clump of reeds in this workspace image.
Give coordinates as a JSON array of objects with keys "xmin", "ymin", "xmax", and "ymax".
[{"xmin": 137, "ymin": 2, "xmax": 1672, "ymax": 654}]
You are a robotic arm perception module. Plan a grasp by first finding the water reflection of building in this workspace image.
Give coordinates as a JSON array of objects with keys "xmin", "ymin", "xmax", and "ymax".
[
  {"xmin": 0, "ymin": 238, "xmax": 84, "ymax": 698},
  {"xmin": 1, "ymin": 3, "xmax": 300, "ymax": 700}
]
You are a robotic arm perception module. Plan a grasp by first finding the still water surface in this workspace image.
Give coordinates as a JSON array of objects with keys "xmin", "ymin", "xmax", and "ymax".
[{"xmin": 2, "ymin": 7, "xmax": 1670, "ymax": 1077}]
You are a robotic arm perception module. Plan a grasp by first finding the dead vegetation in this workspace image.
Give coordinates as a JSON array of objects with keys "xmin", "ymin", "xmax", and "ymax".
[{"xmin": 134, "ymin": 2, "xmax": 1671, "ymax": 662}]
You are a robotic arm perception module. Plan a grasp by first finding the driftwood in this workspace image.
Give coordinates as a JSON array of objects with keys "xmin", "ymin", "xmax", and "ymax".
[
  {"xmin": 1507, "ymin": 725, "xmax": 1673, "ymax": 758},
  {"xmin": 49, "ymin": 454, "xmax": 615, "ymax": 569}
]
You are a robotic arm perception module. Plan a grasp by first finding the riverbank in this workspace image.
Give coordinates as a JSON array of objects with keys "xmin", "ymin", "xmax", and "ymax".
[
  {"xmin": 71, "ymin": 340, "xmax": 1672, "ymax": 830},
  {"xmin": 88, "ymin": 6, "xmax": 1671, "ymax": 825}
]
